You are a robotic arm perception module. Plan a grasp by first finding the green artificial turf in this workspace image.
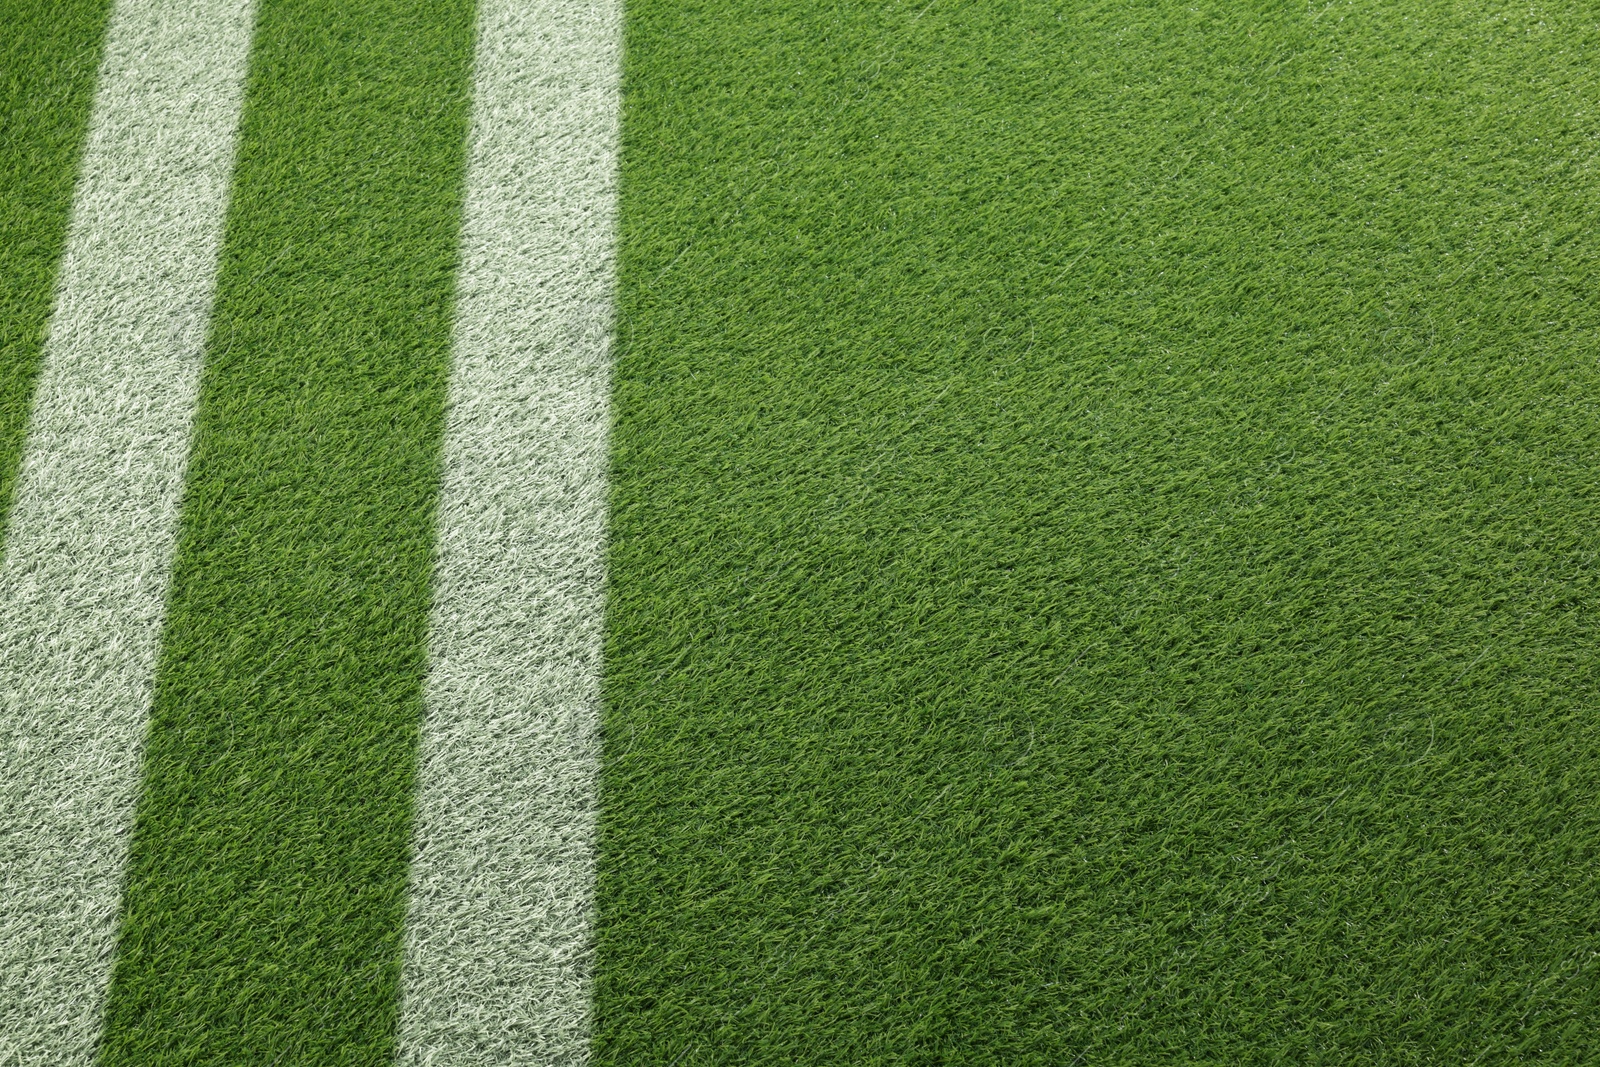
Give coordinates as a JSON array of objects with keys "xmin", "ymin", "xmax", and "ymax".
[
  {"xmin": 0, "ymin": 0, "xmax": 112, "ymax": 543},
  {"xmin": 96, "ymin": 0, "xmax": 475, "ymax": 1060},
  {"xmin": 592, "ymin": 0, "xmax": 1600, "ymax": 1062}
]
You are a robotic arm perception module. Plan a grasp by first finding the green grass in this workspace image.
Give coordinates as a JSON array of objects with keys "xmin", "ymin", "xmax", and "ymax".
[
  {"xmin": 0, "ymin": 0, "xmax": 112, "ymax": 542},
  {"xmin": 3, "ymin": 0, "xmax": 1596, "ymax": 1060},
  {"xmin": 592, "ymin": 0, "xmax": 1600, "ymax": 1062},
  {"xmin": 96, "ymin": 0, "xmax": 475, "ymax": 1060}
]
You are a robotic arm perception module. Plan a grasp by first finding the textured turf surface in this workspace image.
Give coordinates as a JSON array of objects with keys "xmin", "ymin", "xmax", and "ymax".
[
  {"xmin": 3, "ymin": 0, "xmax": 1599, "ymax": 1062},
  {"xmin": 0, "ymin": 0, "xmax": 253, "ymax": 1056},
  {"xmin": 396, "ymin": 0, "xmax": 621, "ymax": 1059},
  {"xmin": 0, "ymin": 0, "xmax": 110, "ymax": 544},
  {"xmin": 96, "ymin": 0, "xmax": 475, "ymax": 1060},
  {"xmin": 592, "ymin": 0, "xmax": 1600, "ymax": 1062}
]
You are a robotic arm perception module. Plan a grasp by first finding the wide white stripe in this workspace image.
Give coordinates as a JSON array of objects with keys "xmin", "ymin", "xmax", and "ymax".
[
  {"xmin": 396, "ymin": 0, "xmax": 623, "ymax": 1062},
  {"xmin": 0, "ymin": 0, "xmax": 255, "ymax": 1059}
]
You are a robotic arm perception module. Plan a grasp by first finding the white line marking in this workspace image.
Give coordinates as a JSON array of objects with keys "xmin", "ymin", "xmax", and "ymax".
[
  {"xmin": 0, "ymin": 0, "xmax": 255, "ymax": 1060},
  {"xmin": 396, "ymin": 0, "xmax": 623, "ymax": 1062}
]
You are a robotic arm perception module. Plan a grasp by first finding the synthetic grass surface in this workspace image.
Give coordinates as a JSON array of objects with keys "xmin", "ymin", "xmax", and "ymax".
[
  {"xmin": 0, "ymin": 0, "xmax": 111, "ymax": 544},
  {"xmin": 395, "ymin": 0, "xmax": 621, "ymax": 1057},
  {"xmin": 0, "ymin": 0, "xmax": 253, "ymax": 1055},
  {"xmin": 97, "ymin": 0, "xmax": 475, "ymax": 1059},
  {"xmin": 592, "ymin": 0, "xmax": 1600, "ymax": 1062}
]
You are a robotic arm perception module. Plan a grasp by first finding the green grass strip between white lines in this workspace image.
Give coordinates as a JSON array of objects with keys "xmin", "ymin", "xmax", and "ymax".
[
  {"xmin": 0, "ymin": 0, "xmax": 254, "ymax": 1059},
  {"xmin": 396, "ymin": 0, "xmax": 623, "ymax": 1062}
]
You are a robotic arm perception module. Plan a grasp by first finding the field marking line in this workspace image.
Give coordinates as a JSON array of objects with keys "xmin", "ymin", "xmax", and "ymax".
[
  {"xmin": 395, "ymin": 0, "xmax": 623, "ymax": 1063},
  {"xmin": 0, "ymin": 0, "xmax": 255, "ymax": 1060}
]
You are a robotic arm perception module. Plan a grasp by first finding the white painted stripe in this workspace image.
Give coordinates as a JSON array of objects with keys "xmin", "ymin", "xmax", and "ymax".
[
  {"xmin": 396, "ymin": 0, "xmax": 623, "ymax": 1060},
  {"xmin": 0, "ymin": 0, "xmax": 255, "ymax": 1060}
]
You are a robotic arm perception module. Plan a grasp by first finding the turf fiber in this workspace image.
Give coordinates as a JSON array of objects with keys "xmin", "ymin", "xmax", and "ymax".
[
  {"xmin": 95, "ymin": 0, "xmax": 476, "ymax": 1060},
  {"xmin": 394, "ymin": 0, "xmax": 622, "ymax": 1058},
  {"xmin": 0, "ymin": 0, "xmax": 112, "ymax": 545},
  {"xmin": 2, "ymin": 0, "xmax": 1599, "ymax": 1061},
  {"xmin": 0, "ymin": 0, "xmax": 254, "ymax": 1056},
  {"xmin": 592, "ymin": 0, "xmax": 1600, "ymax": 1062}
]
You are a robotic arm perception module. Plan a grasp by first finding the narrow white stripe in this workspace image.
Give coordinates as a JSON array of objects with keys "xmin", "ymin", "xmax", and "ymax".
[
  {"xmin": 0, "ymin": 0, "xmax": 255, "ymax": 1060},
  {"xmin": 396, "ymin": 0, "xmax": 623, "ymax": 1061}
]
